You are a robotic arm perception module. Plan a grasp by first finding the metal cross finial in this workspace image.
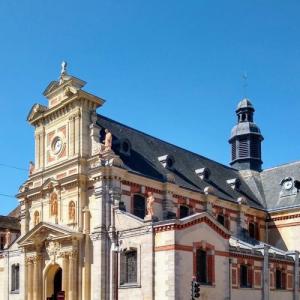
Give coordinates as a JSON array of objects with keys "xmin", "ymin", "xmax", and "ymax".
[
  {"xmin": 242, "ymin": 72, "xmax": 248, "ymax": 98},
  {"xmin": 61, "ymin": 61, "xmax": 68, "ymax": 76}
]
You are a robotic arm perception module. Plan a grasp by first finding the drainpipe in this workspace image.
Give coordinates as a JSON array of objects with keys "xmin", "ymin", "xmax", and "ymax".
[
  {"xmin": 263, "ymin": 245, "xmax": 270, "ymax": 300},
  {"xmin": 294, "ymin": 251, "xmax": 299, "ymax": 300},
  {"xmin": 228, "ymin": 258, "xmax": 232, "ymax": 300},
  {"xmin": 110, "ymin": 204, "xmax": 118, "ymax": 300}
]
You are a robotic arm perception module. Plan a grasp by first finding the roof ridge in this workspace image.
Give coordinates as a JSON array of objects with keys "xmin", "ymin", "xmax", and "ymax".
[{"xmin": 263, "ymin": 160, "xmax": 300, "ymax": 172}]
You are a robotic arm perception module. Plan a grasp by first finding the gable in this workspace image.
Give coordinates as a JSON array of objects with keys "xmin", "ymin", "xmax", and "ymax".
[
  {"xmin": 18, "ymin": 222, "xmax": 81, "ymax": 247},
  {"xmin": 154, "ymin": 212, "xmax": 230, "ymax": 239}
]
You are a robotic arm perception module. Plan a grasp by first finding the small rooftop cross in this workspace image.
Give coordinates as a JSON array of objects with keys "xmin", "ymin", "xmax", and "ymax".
[{"xmin": 242, "ymin": 72, "xmax": 248, "ymax": 98}]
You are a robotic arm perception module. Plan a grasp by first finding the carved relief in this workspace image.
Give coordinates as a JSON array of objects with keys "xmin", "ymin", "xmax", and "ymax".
[{"xmin": 46, "ymin": 241, "xmax": 61, "ymax": 264}]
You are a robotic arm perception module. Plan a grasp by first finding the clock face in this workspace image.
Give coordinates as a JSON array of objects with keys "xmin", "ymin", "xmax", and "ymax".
[
  {"xmin": 52, "ymin": 137, "xmax": 63, "ymax": 155},
  {"xmin": 284, "ymin": 180, "xmax": 293, "ymax": 190}
]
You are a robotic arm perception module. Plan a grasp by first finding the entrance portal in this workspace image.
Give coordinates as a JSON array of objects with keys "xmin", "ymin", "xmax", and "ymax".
[
  {"xmin": 53, "ymin": 268, "xmax": 62, "ymax": 298},
  {"xmin": 45, "ymin": 264, "xmax": 64, "ymax": 300}
]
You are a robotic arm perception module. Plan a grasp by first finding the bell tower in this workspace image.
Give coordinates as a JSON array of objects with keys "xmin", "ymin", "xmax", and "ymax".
[{"xmin": 229, "ymin": 98, "xmax": 264, "ymax": 172}]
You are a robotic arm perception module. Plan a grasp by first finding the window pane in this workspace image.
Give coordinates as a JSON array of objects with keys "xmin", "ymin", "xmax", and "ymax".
[
  {"xmin": 133, "ymin": 195, "xmax": 146, "ymax": 219},
  {"xmin": 240, "ymin": 265, "xmax": 248, "ymax": 287},
  {"xmin": 179, "ymin": 206, "xmax": 189, "ymax": 219},
  {"xmin": 125, "ymin": 251, "xmax": 137, "ymax": 283},
  {"xmin": 196, "ymin": 249, "xmax": 207, "ymax": 283},
  {"xmin": 217, "ymin": 214, "xmax": 225, "ymax": 226}
]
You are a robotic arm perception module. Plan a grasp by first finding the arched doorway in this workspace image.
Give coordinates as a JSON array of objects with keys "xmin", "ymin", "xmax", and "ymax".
[
  {"xmin": 45, "ymin": 264, "xmax": 63, "ymax": 300},
  {"xmin": 53, "ymin": 268, "xmax": 62, "ymax": 298}
]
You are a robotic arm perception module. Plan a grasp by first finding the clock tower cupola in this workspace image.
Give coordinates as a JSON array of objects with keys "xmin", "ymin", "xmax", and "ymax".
[{"xmin": 229, "ymin": 98, "xmax": 264, "ymax": 172}]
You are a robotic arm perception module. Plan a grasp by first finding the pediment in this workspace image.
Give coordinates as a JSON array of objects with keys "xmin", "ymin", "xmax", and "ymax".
[
  {"xmin": 43, "ymin": 80, "xmax": 59, "ymax": 96},
  {"xmin": 42, "ymin": 177, "xmax": 60, "ymax": 190},
  {"xmin": 18, "ymin": 222, "xmax": 82, "ymax": 247},
  {"xmin": 27, "ymin": 103, "xmax": 48, "ymax": 122}
]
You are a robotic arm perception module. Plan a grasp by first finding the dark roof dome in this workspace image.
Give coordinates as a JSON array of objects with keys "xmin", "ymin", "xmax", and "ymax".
[
  {"xmin": 230, "ymin": 122, "xmax": 262, "ymax": 139},
  {"xmin": 236, "ymin": 98, "xmax": 254, "ymax": 112}
]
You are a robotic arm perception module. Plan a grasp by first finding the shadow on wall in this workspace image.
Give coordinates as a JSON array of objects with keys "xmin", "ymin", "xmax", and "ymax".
[{"xmin": 267, "ymin": 222, "xmax": 288, "ymax": 251}]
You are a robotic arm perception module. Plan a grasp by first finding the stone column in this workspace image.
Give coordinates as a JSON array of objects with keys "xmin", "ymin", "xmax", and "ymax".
[
  {"xmin": 62, "ymin": 253, "xmax": 69, "ymax": 300},
  {"xmin": 34, "ymin": 133, "xmax": 40, "ymax": 170},
  {"xmin": 263, "ymin": 245, "xmax": 270, "ymax": 300},
  {"xmin": 68, "ymin": 251, "xmax": 78, "ymax": 300},
  {"xmin": 91, "ymin": 179, "xmax": 108, "ymax": 300},
  {"xmin": 83, "ymin": 207, "xmax": 91, "ymax": 300},
  {"xmin": 162, "ymin": 188, "xmax": 174, "ymax": 220},
  {"xmin": 69, "ymin": 115, "xmax": 75, "ymax": 156},
  {"xmin": 27, "ymin": 259, "xmax": 33, "ymax": 300},
  {"xmin": 33, "ymin": 256, "xmax": 39, "ymax": 300},
  {"xmin": 74, "ymin": 111, "xmax": 81, "ymax": 155}
]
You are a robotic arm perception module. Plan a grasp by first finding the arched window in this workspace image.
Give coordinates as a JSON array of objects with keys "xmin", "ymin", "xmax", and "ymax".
[
  {"xmin": 132, "ymin": 195, "xmax": 146, "ymax": 219},
  {"xmin": 11, "ymin": 264, "xmax": 20, "ymax": 292},
  {"xmin": 34, "ymin": 211, "xmax": 40, "ymax": 226},
  {"xmin": 179, "ymin": 205, "xmax": 190, "ymax": 219},
  {"xmin": 120, "ymin": 249, "xmax": 138, "ymax": 285},
  {"xmin": 69, "ymin": 201, "xmax": 76, "ymax": 222}
]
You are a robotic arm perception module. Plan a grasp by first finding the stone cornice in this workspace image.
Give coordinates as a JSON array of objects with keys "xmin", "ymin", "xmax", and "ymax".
[{"xmin": 29, "ymin": 90, "xmax": 104, "ymax": 126}]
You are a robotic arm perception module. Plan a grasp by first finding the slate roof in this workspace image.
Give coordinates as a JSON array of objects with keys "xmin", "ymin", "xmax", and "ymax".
[
  {"xmin": 0, "ymin": 216, "xmax": 20, "ymax": 231},
  {"xmin": 236, "ymin": 98, "xmax": 254, "ymax": 111},
  {"xmin": 260, "ymin": 161, "xmax": 300, "ymax": 210},
  {"xmin": 97, "ymin": 115, "xmax": 265, "ymax": 210}
]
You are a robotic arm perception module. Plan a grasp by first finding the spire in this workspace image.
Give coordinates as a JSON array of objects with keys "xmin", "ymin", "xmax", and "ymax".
[{"xmin": 229, "ymin": 98, "xmax": 264, "ymax": 172}]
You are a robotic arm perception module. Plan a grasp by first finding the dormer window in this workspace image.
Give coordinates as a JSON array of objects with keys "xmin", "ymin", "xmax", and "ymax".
[
  {"xmin": 227, "ymin": 178, "xmax": 241, "ymax": 191},
  {"xmin": 158, "ymin": 155, "xmax": 175, "ymax": 170},
  {"xmin": 195, "ymin": 168, "xmax": 211, "ymax": 181},
  {"xmin": 119, "ymin": 138, "xmax": 131, "ymax": 156}
]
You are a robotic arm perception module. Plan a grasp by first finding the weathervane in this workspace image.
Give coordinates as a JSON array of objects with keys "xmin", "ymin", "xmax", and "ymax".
[{"xmin": 242, "ymin": 72, "xmax": 248, "ymax": 98}]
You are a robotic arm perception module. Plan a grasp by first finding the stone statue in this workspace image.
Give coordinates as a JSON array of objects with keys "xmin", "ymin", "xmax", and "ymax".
[
  {"xmin": 104, "ymin": 129, "xmax": 112, "ymax": 151},
  {"xmin": 61, "ymin": 61, "xmax": 67, "ymax": 76},
  {"xmin": 5, "ymin": 230, "xmax": 11, "ymax": 248},
  {"xmin": 29, "ymin": 161, "xmax": 35, "ymax": 175},
  {"xmin": 34, "ymin": 211, "xmax": 40, "ymax": 226},
  {"xmin": 50, "ymin": 193, "xmax": 58, "ymax": 216},
  {"xmin": 146, "ymin": 192, "xmax": 155, "ymax": 218},
  {"xmin": 69, "ymin": 201, "xmax": 76, "ymax": 221}
]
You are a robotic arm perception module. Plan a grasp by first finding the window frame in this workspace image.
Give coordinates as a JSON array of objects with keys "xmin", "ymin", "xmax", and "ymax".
[
  {"xmin": 132, "ymin": 194, "xmax": 146, "ymax": 219},
  {"xmin": 119, "ymin": 246, "xmax": 141, "ymax": 288},
  {"xmin": 193, "ymin": 242, "xmax": 215, "ymax": 286},
  {"xmin": 11, "ymin": 264, "xmax": 20, "ymax": 293},
  {"xmin": 179, "ymin": 205, "xmax": 190, "ymax": 219}
]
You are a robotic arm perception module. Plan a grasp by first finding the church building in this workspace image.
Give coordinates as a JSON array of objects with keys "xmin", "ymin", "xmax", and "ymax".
[{"xmin": 1, "ymin": 64, "xmax": 300, "ymax": 300}]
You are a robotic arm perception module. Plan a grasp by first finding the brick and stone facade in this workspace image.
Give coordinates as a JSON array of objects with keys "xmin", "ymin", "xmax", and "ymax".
[{"xmin": 1, "ymin": 65, "xmax": 300, "ymax": 300}]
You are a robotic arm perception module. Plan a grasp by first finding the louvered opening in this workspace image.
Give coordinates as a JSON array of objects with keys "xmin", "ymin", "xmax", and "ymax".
[
  {"xmin": 238, "ymin": 139, "xmax": 249, "ymax": 158},
  {"xmin": 232, "ymin": 141, "xmax": 236, "ymax": 160},
  {"xmin": 250, "ymin": 138, "xmax": 260, "ymax": 158}
]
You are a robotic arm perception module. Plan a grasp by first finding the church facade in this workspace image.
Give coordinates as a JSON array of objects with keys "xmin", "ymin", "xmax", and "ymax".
[{"xmin": 1, "ymin": 65, "xmax": 300, "ymax": 300}]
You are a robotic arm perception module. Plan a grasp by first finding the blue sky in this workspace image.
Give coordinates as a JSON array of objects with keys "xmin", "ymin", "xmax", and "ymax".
[{"xmin": 0, "ymin": 1, "xmax": 300, "ymax": 215}]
